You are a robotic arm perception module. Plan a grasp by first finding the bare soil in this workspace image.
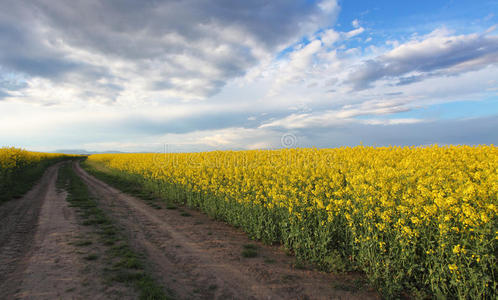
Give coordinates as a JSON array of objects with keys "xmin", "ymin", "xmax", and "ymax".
[
  {"xmin": 0, "ymin": 163, "xmax": 135, "ymax": 299},
  {"xmin": 0, "ymin": 164, "xmax": 56, "ymax": 299},
  {"xmin": 74, "ymin": 162, "xmax": 379, "ymax": 300}
]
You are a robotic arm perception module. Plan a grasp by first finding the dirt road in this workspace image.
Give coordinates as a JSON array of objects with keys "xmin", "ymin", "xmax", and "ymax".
[
  {"xmin": 75, "ymin": 161, "xmax": 378, "ymax": 300},
  {"xmin": 0, "ymin": 164, "xmax": 57, "ymax": 298},
  {"xmin": 0, "ymin": 162, "xmax": 133, "ymax": 300}
]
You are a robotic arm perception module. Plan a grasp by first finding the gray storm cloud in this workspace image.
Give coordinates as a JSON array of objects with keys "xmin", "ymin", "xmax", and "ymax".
[{"xmin": 0, "ymin": 0, "xmax": 338, "ymax": 100}]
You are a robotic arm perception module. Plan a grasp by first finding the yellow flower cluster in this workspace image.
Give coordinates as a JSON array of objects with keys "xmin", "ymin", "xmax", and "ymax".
[
  {"xmin": 88, "ymin": 145, "xmax": 497, "ymax": 298},
  {"xmin": 0, "ymin": 147, "xmax": 69, "ymax": 202},
  {"xmin": 0, "ymin": 147, "xmax": 63, "ymax": 168}
]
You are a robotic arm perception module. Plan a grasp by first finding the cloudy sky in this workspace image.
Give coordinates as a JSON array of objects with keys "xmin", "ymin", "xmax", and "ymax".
[{"xmin": 0, "ymin": 0, "xmax": 497, "ymax": 152}]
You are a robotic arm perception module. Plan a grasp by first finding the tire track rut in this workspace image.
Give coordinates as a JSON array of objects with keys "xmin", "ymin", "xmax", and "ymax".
[{"xmin": 0, "ymin": 164, "xmax": 60, "ymax": 298}]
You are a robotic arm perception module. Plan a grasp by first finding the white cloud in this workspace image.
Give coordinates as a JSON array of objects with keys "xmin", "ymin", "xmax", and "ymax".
[
  {"xmin": 321, "ymin": 29, "xmax": 341, "ymax": 46},
  {"xmin": 349, "ymin": 28, "xmax": 498, "ymax": 90},
  {"xmin": 345, "ymin": 27, "xmax": 365, "ymax": 38},
  {"xmin": 361, "ymin": 118, "xmax": 423, "ymax": 125},
  {"xmin": 318, "ymin": 0, "xmax": 339, "ymax": 13},
  {"xmin": 0, "ymin": 0, "xmax": 340, "ymax": 103},
  {"xmin": 269, "ymin": 39, "xmax": 324, "ymax": 94},
  {"xmin": 259, "ymin": 97, "xmax": 419, "ymax": 129}
]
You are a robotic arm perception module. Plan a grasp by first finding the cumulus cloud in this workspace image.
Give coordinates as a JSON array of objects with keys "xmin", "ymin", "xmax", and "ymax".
[
  {"xmin": 321, "ymin": 29, "xmax": 341, "ymax": 46},
  {"xmin": 270, "ymin": 39, "xmax": 324, "ymax": 92},
  {"xmin": 349, "ymin": 28, "xmax": 498, "ymax": 90},
  {"xmin": 267, "ymin": 21, "xmax": 368, "ymax": 94},
  {"xmin": 0, "ymin": 0, "xmax": 339, "ymax": 102}
]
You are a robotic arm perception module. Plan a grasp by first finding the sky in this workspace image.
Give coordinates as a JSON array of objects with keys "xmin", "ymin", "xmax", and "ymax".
[{"xmin": 0, "ymin": 0, "xmax": 497, "ymax": 153}]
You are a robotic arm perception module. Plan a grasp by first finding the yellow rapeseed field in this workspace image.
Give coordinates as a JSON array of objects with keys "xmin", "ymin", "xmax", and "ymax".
[
  {"xmin": 0, "ymin": 147, "xmax": 69, "ymax": 202},
  {"xmin": 0, "ymin": 147, "xmax": 64, "ymax": 168},
  {"xmin": 87, "ymin": 145, "xmax": 497, "ymax": 298}
]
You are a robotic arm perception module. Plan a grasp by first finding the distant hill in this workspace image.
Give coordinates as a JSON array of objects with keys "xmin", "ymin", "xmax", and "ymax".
[{"xmin": 55, "ymin": 149, "xmax": 126, "ymax": 155}]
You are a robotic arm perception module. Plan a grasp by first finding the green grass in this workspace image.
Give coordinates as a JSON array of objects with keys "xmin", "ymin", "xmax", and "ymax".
[
  {"xmin": 331, "ymin": 277, "xmax": 369, "ymax": 293},
  {"xmin": 84, "ymin": 254, "xmax": 99, "ymax": 261},
  {"xmin": 74, "ymin": 240, "xmax": 93, "ymax": 247},
  {"xmin": 81, "ymin": 161, "xmax": 156, "ymax": 198},
  {"xmin": 242, "ymin": 249, "xmax": 258, "ymax": 258},
  {"xmin": 241, "ymin": 244, "xmax": 259, "ymax": 258},
  {"xmin": 264, "ymin": 258, "xmax": 276, "ymax": 264},
  {"xmin": 57, "ymin": 161, "xmax": 172, "ymax": 300},
  {"xmin": 81, "ymin": 160, "xmax": 179, "ymax": 214},
  {"xmin": 292, "ymin": 260, "xmax": 307, "ymax": 270},
  {"xmin": 243, "ymin": 244, "xmax": 257, "ymax": 250}
]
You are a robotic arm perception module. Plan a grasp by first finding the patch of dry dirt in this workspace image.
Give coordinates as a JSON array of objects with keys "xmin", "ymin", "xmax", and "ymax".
[
  {"xmin": 75, "ymin": 162, "xmax": 380, "ymax": 300},
  {"xmin": 0, "ymin": 162, "xmax": 135, "ymax": 300},
  {"xmin": 0, "ymin": 163, "xmax": 61, "ymax": 299}
]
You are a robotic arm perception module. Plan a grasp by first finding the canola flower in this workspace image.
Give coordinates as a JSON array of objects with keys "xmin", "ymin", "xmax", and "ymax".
[
  {"xmin": 87, "ymin": 145, "xmax": 497, "ymax": 298},
  {"xmin": 0, "ymin": 147, "xmax": 63, "ymax": 167},
  {"xmin": 0, "ymin": 147, "xmax": 70, "ymax": 202}
]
